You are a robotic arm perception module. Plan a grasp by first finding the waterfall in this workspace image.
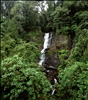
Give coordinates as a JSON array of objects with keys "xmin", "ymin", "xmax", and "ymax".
[
  {"xmin": 39, "ymin": 32, "xmax": 58, "ymax": 96},
  {"xmin": 54, "ymin": 78, "xmax": 57, "ymax": 83},
  {"xmin": 39, "ymin": 33, "xmax": 52, "ymax": 66},
  {"xmin": 51, "ymin": 78, "xmax": 58, "ymax": 95},
  {"xmin": 51, "ymin": 89, "xmax": 56, "ymax": 95}
]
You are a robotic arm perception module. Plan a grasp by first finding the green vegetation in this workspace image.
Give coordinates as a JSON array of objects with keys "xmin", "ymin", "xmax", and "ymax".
[
  {"xmin": 1, "ymin": 55, "xmax": 51, "ymax": 100},
  {"xmin": 1, "ymin": 1, "xmax": 88, "ymax": 100},
  {"xmin": 57, "ymin": 62, "xmax": 88, "ymax": 100}
]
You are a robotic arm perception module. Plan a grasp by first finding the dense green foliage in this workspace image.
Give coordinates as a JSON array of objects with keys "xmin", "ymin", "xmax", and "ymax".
[
  {"xmin": 1, "ymin": 55, "xmax": 51, "ymax": 100},
  {"xmin": 57, "ymin": 62, "xmax": 88, "ymax": 100},
  {"xmin": 54, "ymin": 1, "xmax": 88, "ymax": 100},
  {"xmin": 1, "ymin": 1, "xmax": 88, "ymax": 100}
]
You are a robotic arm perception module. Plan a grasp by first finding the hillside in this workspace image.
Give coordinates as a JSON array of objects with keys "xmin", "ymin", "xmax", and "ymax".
[{"xmin": 1, "ymin": 1, "xmax": 88, "ymax": 100}]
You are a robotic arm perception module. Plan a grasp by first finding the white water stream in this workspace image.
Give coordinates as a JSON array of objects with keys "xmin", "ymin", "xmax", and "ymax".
[
  {"xmin": 51, "ymin": 78, "xmax": 57, "ymax": 95},
  {"xmin": 39, "ymin": 32, "xmax": 57, "ymax": 96},
  {"xmin": 39, "ymin": 33, "xmax": 52, "ymax": 66},
  {"xmin": 51, "ymin": 89, "xmax": 56, "ymax": 95}
]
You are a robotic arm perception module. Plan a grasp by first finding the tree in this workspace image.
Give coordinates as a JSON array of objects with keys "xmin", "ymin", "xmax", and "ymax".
[
  {"xmin": 10, "ymin": 1, "xmax": 40, "ymax": 33},
  {"xmin": 1, "ymin": 1, "xmax": 15, "ymax": 18}
]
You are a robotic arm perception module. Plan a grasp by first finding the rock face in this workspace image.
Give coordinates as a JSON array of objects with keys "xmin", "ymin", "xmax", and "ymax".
[
  {"xmin": 44, "ymin": 33, "xmax": 72, "ymax": 69},
  {"xmin": 44, "ymin": 33, "xmax": 72, "ymax": 84},
  {"xmin": 56, "ymin": 34, "xmax": 72, "ymax": 50}
]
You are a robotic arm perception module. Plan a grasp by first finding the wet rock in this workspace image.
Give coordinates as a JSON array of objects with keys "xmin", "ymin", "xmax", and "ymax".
[
  {"xmin": 45, "ymin": 69, "xmax": 58, "ymax": 84},
  {"xmin": 44, "ymin": 55, "xmax": 60, "ymax": 69},
  {"xmin": 67, "ymin": 34, "xmax": 73, "ymax": 50},
  {"xmin": 45, "ymin": 66, "xmax": 57, "ymax": 70}
]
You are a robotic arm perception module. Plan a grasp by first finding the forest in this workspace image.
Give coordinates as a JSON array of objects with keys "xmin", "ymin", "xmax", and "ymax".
[{"xmin": 1, "ymin": 0, "xmax": 88, "ymax": 100}]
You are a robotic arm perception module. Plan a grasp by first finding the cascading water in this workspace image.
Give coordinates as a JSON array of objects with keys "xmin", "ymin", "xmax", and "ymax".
[
  {"xmin": 39, "ymin": 32, "xmax": 58, "ymax": 96},
  {"xmin": 51, "ymin": 78, "xmax": 57, "ymax": 95},
  {"xmin": 39, "ymin": 33, "xmax": 52, "ymax": 66}
]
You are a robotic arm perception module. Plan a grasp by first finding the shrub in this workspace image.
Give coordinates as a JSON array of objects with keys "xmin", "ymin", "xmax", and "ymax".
[
  {"xmin": 57, "ymin": 62, "xmax": 88, "ymax": 100},
  {"xmin": 70, "ymin": 29, "xmax": 88, "ymax": 62},
  {"xmin": 11, "ymin": 42, "xmax": 40, "ymax": 63},
  {"xmin": 57, "ymin": 49, "xmax": 69, "ymax": 70},
  {"xmin": 1, "ymin": 35, "xmax": 16, "ymax": 59},
  {"xmin": 1, "ymin": 55, "xmax": 51, "ymax": 100}
]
